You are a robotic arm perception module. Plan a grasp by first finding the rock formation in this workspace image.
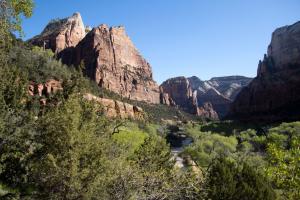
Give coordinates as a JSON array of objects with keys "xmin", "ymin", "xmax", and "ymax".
[
  {"xmin": 160, "ymin": 76, "xmax": 251, "ymax": 118},
  {"xmin": 71, "ymin": 25, "xmax": 160, "ymax": 104},
  {"xmin": 160, "ymin": 77, "xmax": 219, "ymax": 120},
  {"xmin": 159, "ymin": 87, "xmax": 176, "ymax": 106},
  {"xmin": 29, "ymin": 13, "xmax": 86, "ymax": 53},
  {"xmin": 28, "ymin": 81, "xmax": 144, "ymax": 120},
  {"xmin": 28, "ymin": 79, "xmax": 63, "ymax": 105},
  {"xmin": 83, "ymin": 93, "xmax": 144, "ymax": 120},
  {"xmin": 28, "ymin": 79, "xmax": 63, "ymax": 97},
  {"xmin": 228, "ymin": 21, "xmax": 300, "ymax": 121},
  {"xmin": 204, "ymin": 76, "xmax": 252, "ymax": 100},
  {"xmin": 29, "ymin": 13, "xmax": 160, "ymax": 104},
  {"xmin": 197, "ymin": 102, "xmax": 220, "ymax": 120},
  {"xmin": 188, "ymin": 76, "xmax": 251, "ymax": 117}
]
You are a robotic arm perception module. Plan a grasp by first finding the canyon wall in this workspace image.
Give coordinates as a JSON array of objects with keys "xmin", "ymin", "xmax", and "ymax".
[
  {"xmin": 228, "ymin": 21, "xmax": 300, "ymax": 121},
  {"xmin": 160, "ymin": 76, "xmax": 251, "ymax": 118},
  {"xmin": 160, "ymin": 77, "xmax": 219, "ymax": 120}
]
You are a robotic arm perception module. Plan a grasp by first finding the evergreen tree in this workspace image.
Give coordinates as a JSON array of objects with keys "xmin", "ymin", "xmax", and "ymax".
[{"xmin": 207, "ymin": 157, "xmax": 276, "ymax": 200}]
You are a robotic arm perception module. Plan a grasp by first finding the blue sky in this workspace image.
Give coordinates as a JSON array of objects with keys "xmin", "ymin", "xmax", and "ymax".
[{"xmin": 22, "ymin": 0, "xmax": 300, "ymax": 83}]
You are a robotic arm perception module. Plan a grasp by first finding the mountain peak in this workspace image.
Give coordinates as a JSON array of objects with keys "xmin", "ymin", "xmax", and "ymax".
[
  {"xmin": 72, "ymin": 12, "xmax": 81, "ymax": 18},
  {"xmin": 29, "ymin": 13, "xmax": 85, "ymax": 53}
]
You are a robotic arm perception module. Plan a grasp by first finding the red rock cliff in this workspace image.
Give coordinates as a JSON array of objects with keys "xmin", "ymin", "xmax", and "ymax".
[
  {"xmin": 29, "ymin": 13, "xmax": 160, "ymax": 104},
  {"xmin": 160, "ymin": 77, "xmax": 219, "ymax": 120},
  {"xmin": 73, "ymin": 25, "xmax": 160, "ymax": 104}
]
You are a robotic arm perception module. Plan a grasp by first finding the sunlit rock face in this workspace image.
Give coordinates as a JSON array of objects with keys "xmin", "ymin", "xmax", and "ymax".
[
  {"xmin": 188, "ymin": 76, "xmax": 251, "ymax": 117},
  {"xmin": 228, "ymin": 21, "xmax": 300, "ymax": 122},
  {"xmin": 29, "ymin": 13, "xmax": 160, "ymax": 104},
  {"xmin": 83, "ymin": 93, "xmax": 144, "ymax": 120},
  {"xmin": 73, "ymin": 25, "xmax": 160, "ymax": 104},
  {"xmin": 29, "ymin": 12, "xmax": 86, "ymax": 53}
]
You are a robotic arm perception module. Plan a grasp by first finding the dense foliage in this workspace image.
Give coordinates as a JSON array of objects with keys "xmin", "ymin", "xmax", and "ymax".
[
  {"xmin": 0, "ymin": 0, "xmax": 34, "ymax": 62},
  {"xmin": 206, "ymin": 157, "xmax": 275, "ymax": 200}
]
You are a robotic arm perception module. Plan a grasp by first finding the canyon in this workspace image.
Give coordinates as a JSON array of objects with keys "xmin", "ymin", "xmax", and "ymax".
[
  {"xmin": 29, "ymin": 12, "xmax": 300, "ymax": 121},
  {"xmin": 160, "ymin": 76, "xmax": 251, "ymax": 119}
]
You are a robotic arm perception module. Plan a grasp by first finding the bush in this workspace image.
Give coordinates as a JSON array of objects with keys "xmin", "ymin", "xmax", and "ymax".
[
  {"xmin": 182, "ymin": 131, "xmax": 238, "ymax": 167},
  {"xmin": 265, "ymin": 122, "xmax": 300, "ymax": 199},
  {"xmin": 207, "ymin": 157, "xmax": 276, "ymax": 200}
]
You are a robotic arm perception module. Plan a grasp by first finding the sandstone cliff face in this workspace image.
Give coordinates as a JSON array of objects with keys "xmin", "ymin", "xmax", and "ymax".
[
  {"xmin": 83, "ymin": 93, "xmax": 144, "ymax": 120},
  {"xmin": 28, "ymin": 79, "xmax": 63, "ymax": 105},
  {"xmin": 198, "ymin": 102, "xmax": 219, "ymax": 120},
  {"xmin": 28, "ymin": 81, "xmax": 144, "ymax": 120},
  {"xmin": 29, "ymin": 13, "xmax": 160, "ymax": 104},
  {"xmin": 160, "ymin": 77, "xmax": 219, "ymax": 120},
  {"xmin": 187, "ymin": 76, "xmax": 251, "ymax": 117},
  {"xmin": 160, "ymin": 77, "xmax": 197, "ymax": 114},
  {"xmin": 228, "ymin": 21, "xmax": 300, "ymax": 121},
  {"xmin": 205, "ymin": 76, "xmax": 252, "ymax": 100},
  {"xmin": 73, "ymin": 25, "xmax": 160, "ymax": 104},
  {"xmin": 28, "ymin": 79, "xmax": 63, "ymax": 97},
  {"xmin": 29, "ymin": 13, "xmax": 86, "ymax": 53}
]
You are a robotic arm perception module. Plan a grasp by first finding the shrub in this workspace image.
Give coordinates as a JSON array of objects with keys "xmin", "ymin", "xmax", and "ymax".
[
  {"xmin": 182, "ymin": 132, "xmax": 238, "ymax": 167},
  {"xmin": 207, "ymin": 157, "xmax": 276, "ymax": 200}
]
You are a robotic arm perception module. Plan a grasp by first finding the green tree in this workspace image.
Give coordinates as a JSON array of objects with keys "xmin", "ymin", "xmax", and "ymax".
[
  {"xmin": 207, "ymin": 157, "xmax": 275, "ymax": 200},
  {"xmin": 133, "ymin": 134, "xmax": 173, "ymax": 172},
  {"xmin": 183, "ymin": 132, "xmax": 238, "ymax": 167},
  {"xmin": 28, "ymin": 95, "xmax": 111, "ymax": 199},
  {"xmin": 0, "ymin": 0, "xmax": 34, "ymax": 62},
  {"xmin": 0, "ymin": 64, "xmax": 28, "ymax": 111},
  {"xmin": 266, "ymin": 122, "xmax": 300, "ymax": 199},
  {"xmin": 0, "ymin": 64, "xmax": 36, "ymax": 199}
]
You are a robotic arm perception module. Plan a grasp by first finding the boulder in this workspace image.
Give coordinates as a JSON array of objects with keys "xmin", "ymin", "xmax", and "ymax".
[{"xmin": 28, "ymin": 82, "xmax": 35, "ymax": 96}]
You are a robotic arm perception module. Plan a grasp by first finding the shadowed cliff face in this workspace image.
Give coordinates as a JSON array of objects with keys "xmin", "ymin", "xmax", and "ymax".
[
  {"xmin": 29, "ymin": 13, "xmax": 160, "ymax": 104},
  {"xmin": 228, "ymin": 21, "xmax": 300, "ymax": 122}
]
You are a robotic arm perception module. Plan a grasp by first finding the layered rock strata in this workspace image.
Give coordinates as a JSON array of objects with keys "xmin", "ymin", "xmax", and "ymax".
[{"xmin": 28, "ymin": 81, "xmax": 144, "ymax": 120}]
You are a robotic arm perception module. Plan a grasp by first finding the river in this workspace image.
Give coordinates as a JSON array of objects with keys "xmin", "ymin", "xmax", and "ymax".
[{"xmin": 167, "ymin": 130, "xmax": 193, "ymax": 168}]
